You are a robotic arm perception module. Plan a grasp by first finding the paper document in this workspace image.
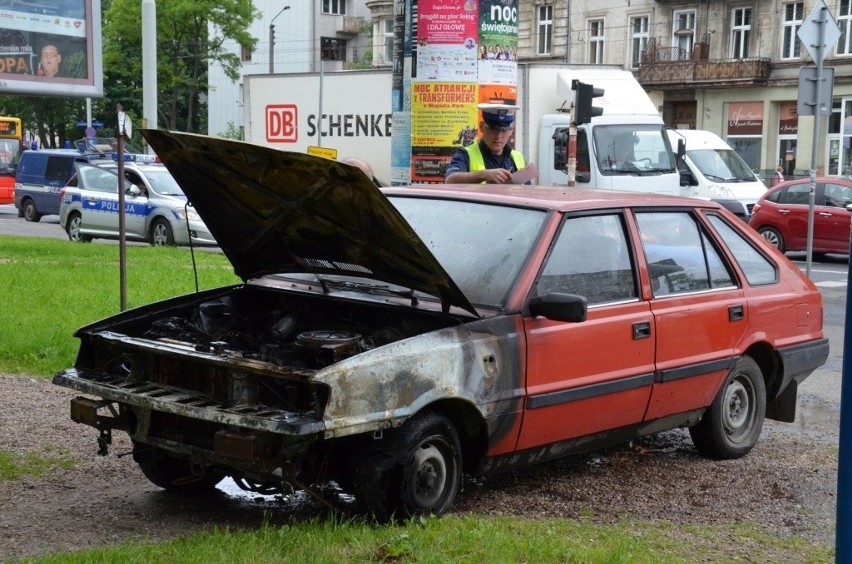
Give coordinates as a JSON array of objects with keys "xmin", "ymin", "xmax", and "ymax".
[{"xmin": 512, "ymin": 163, "xmax": 539, "ymax": 184}]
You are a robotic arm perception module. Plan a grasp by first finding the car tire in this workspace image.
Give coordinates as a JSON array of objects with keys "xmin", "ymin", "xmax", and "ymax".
[
  {"xmin": 351, "ymin": 411, "xmax": 462, "ymax": 522},
  {"xmin": 65, "ymin": 212, "xmax": 92, "ymax": 242},
  {"xmin": 689, "ymin": 356, "xmax": 766, "ymax": 460},
  {"xmin": 22, "ymin": 199, "xmax": 41, "ymax": 223},
  {"xmin": 132, "ymin": 441, "xmax": 225, "ymax": 494},
  {"xmin": 149, "ymin": 218, "xmax": 175, "ymax": 246},
  {"xmin": 757, "ymin": 227, "xmax": 784, "ymax": 252}
]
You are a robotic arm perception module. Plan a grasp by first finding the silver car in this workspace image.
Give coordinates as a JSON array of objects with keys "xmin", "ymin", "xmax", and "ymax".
[{"xmin": 59, "ymin": 161, "xmax": 216, "ymax": 246}]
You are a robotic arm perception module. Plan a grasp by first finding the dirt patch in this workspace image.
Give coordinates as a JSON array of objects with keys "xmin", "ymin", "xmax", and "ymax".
[{"xmin": 0, "ymin": 374, "xmax": 837, "ymax": 560}]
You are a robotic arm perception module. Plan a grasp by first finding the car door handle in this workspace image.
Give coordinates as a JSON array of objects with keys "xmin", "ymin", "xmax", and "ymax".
[
  {"xmin": 819, "ymin": 212, "xmax": 832, "ymax": 217},
  {"xmin": 728, "ymin": 305, "xmax": 744, "ymax": 322},
  {"xmin": 632, "ymin": 321, "xmax": 651, "ymax": 340},
  {"xmin": 779, "ymin": 209, "xmax": 790, "ymax": 214}
]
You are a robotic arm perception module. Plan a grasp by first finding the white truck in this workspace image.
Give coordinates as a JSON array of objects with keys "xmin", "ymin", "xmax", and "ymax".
[
  {"xmin": 667, "ymin": 128, "xmax": 767, "ymax": 216},
  {"xmin": 243, "ymin": 65, "xmax": 747, "ymax": 215}
]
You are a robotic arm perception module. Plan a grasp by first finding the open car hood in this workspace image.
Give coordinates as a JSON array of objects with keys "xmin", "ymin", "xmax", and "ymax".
[{"xmin": 141, "ymin": 130, "xmax": 477, "ymax": 316}]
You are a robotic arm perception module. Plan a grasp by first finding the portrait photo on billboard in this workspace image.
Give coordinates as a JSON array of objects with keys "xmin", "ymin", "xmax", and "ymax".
[{"xmin": 0, "ymin": 0, "xmax": 103, "ymax": 97}]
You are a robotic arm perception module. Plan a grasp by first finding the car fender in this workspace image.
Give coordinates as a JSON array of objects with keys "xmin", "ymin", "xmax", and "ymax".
[{"xmin": 315, "ymin": 315, "xmax": 525, "ymax": 448}]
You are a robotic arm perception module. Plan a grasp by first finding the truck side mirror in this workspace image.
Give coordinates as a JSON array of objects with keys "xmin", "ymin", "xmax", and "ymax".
[
  {"xmin": 677, "ymin": 139, "xmax": 686, "ymax": 160},
  {"xmin": 679, "ymin": 171, "xmax": 697, "ymax": 187}
]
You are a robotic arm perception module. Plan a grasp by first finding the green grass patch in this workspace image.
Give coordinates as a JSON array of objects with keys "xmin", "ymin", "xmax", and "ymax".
[
  {"xmin": 26, "ymin": 515, "xmax": 834, "ymax": 563},
  {"xmin": 0, "ymin": 235, "xmax": 240, "ymax": 376},
  {"xmin": 0, "ymin": 446, "xmax": 75, "ymax": 482}
]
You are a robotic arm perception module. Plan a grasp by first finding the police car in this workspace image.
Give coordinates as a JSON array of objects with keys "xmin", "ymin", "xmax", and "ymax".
[{"xmin": 58, "ymin": 159, "xmax": 216, "ymax": 246}]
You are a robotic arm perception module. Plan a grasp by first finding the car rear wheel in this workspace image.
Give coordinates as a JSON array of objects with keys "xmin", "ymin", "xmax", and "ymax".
[
  {"xmin": 132, "ymin": 441, "xmax": 225, "ymax": 494},
  {"xmin": 149, "ymin": 218, "xmax": 175, "ymax": 246},
  {"xmin": 22, "ymin": 199, "xmax": 41, "ymax": 223},
  {"xmin": 351, "ymin": 411, "xmax": 461, "ymax": 521},
  {"xmin": 757, "ymin": 227, "xmax": 784, "ymax": 252},
  {"xmin": 65, "ymin": 212, "xmax": 92, "ymax": 242},
  {"xmin": 689, "ymin": 356, "xmax": 766, "ymax": 460}
]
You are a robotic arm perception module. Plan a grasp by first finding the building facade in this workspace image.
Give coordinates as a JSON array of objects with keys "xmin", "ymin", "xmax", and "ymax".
[
  {"xmin": 516, "ymin": 0, "xmax": 852, "ymax": 179},
  {"xmin": 207, "ymin": 0, "xmax": 377, "ymax": 138}
]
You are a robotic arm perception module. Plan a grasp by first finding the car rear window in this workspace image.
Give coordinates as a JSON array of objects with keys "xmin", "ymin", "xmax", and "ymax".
[{"xmin": 705, "ymin": 213, "xmax": 777, "ymax": 286}]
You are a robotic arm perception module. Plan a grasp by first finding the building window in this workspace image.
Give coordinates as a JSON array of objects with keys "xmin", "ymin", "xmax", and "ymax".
[
  {"xmin": 672, "ymin": 10, "xmax": 695, "ymax": 59},
  {"xmin": 731, "ymin": 7, "xmax": 751, "ymax": 59},
  {"xmin": 589, "ymin": 19, "xmax": 604, "ymax": 64},
  {"xmin": 629, "ymin": 16, "xmax": 649, "ymax": 68},
  {"xmin": 240, "ymin": 43, "xmax": 251, "ymax": 63},
  {"xmin": 382, "ymin": 18, "xmax": 394, "ymax": 64},
  {"xmin": 782, "ymin": 2, "xmax": 803, "ymax": 59},
  {"xmin": 838, "ymin": 0, "xmax": 852, "ymax": 55},
  {"xmin": 322, "ymin": 0, "xmax": 346, "ymax": 16},
  {"xmin": 537, "ymin": 5, "xmax": 553, "ymax": 56}
]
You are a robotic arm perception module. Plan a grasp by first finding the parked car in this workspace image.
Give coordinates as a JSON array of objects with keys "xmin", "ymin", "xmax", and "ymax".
[
  {"xmin": 58, "ymin": 161, "xmax": 216, "ymax": 246},
  {"xmin": 749, "ymin": 177, "xmax": 852, "ymax": 256},
  {"xmin": 54, "ymin": 131, "xmax": 828, "ymax": 521}
]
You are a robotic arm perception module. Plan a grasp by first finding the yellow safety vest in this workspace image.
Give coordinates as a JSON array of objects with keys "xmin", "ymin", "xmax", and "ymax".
[{"xmin": 465, "ymin": 143, "xmax": 526, "ymax": 180}]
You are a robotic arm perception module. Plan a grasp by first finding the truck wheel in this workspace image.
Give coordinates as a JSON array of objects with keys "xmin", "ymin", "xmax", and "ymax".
[
  {"xmin": 689, "ymin": 356, "xmax": 766, "ymax": 460},
  {"xmin": 132, "ymin": 442, "xmax": 225, "ymax": 494},
  {"xmin": 22, "ymin": 199, "xmax": 41, "ymax": 222},
  {"xmin": 65, "ymin": 212, "xmax": 92, "ymax": 242},
  {"xmin": 149, "ymin": 218, "xmax": 175, "ymax": 246},
  {"xmin": 352, "ymin": 411, "xmax": 461, "ymax": 521},
  {"xmin": 757, "ymin": 227, "xmax": 785, "ymax": 252}
]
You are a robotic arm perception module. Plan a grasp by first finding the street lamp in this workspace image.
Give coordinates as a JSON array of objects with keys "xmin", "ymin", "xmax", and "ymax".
[{"xmin": 269, "ymin": 5, "xmax": 290, "ymax": 74}]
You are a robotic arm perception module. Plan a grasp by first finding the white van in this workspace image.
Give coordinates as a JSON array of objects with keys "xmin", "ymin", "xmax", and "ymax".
[{"xmin": 667, "ymin": 129, "xmax": 767, "ymax": 217}]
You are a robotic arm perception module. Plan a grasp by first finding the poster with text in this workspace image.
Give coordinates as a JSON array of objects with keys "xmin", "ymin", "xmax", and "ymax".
[
  {"xmin": 477, "ymin": 0, "xmax": 518, "ymax": 84},
  {"xmin": 0, "ymin": 0, "xmax": 103, "ymax": 97},
  {"xmin": 416, "ymin": 0, "xmax": 478, "ymax": 81}
]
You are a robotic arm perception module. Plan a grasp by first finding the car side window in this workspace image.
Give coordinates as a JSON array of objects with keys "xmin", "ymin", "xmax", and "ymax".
[
  {"xmin": 782, "ymin": 184, "xmax": 810, "ymax": 205},
  {"xmin": 824, "ymin": 183, "xmax": 852, "ymax": 207},
  {"xmin": 706, "ymin": 214, "xmax": 777, "ymax": 285},
  {"xmin": 81, "ymin": 166, "xmax": 120, "ymax": 194},
  {"xmin": 45, "ymin": 157, "xmax": 72, "ymax": 182},
  {"xmin": 636, "ymin": 211, "xmax": 735, "ymax": 297},
  {"xmin": 534, "ymin": 213, "xmax": 637, "ymax": 305}
]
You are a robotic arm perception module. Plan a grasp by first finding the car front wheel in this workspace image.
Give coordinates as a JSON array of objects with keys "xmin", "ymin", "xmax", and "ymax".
[
  {"xmin": 132, "ymin": 441, "xmax": 225, "ymax": 494},
  {"xmin": 689, "ymin": 356, "xmax": 766, "ymax": 459},
  {"xmin": 352, "ymin": 411, "xmax": 462, "ymax": 521},
  {"xmin": 22, "ymin": 199, "xmax": 41, "ymax": 222},
  {"xmin": 65, "ymin": 212, "xmax": 92, "ymax": 242},
  {"xmin": 758, "ymin": 226, "xmax": 785, "ymax": 252},
  {"xmin": 149, "ymin": 218, "xmax": 175, "ymax": 246}
]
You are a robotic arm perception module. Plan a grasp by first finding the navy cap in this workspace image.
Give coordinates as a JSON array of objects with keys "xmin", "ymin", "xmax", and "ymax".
[{"xmin": 479, "ymin": 102, "xmax": 519, "ymax": 131}]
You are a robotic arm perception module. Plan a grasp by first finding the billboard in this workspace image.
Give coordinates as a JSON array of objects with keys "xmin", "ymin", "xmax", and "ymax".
[{"xmin": 0, "ymin": 0, "xmax": 103, "ymax": 97}]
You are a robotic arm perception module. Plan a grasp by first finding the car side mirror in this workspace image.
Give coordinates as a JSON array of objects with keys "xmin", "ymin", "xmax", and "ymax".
[
  {"xmin": 127, "ymin": 185, "xmax": 141, "ymax": 196},
  {"xmin": 677, "ymin": 139, "xmax": 686, "ymax": 160},
  {"xmin": 529, "ymin": 292, "xmax": 587, "ymax": 322}
]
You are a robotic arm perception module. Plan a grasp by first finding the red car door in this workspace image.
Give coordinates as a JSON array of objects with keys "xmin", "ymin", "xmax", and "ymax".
[
  {"xmin": 816, "ymin": 181, "xmax": 852, "ymax": 253},
  {"xmin": 519, "ymin": 212, "xmax": 654, "ymax": 450},
  {"xmin": 634, "ymin": 211, "xmax": 745, "ymax": 419}
]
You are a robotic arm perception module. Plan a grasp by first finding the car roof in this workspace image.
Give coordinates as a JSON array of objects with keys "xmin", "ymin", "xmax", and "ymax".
[{"xmin": 383, "ymin": 184, "xmax": 724, "ymax": 214}]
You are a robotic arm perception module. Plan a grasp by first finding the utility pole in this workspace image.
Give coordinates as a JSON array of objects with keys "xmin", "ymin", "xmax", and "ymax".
[{"xmin": 268, "ymin": 5, "xmax": 290, "ymax": 74}]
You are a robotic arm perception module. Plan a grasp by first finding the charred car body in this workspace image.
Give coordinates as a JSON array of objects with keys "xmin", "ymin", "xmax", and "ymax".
[{"xmin": 54, "ymin": 131, "xmax": 829, "ymax": 520}]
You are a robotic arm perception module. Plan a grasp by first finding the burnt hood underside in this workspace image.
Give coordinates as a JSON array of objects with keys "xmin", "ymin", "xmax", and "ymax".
[{"xmin": 141, "ymin": 129, "xmax": 476, "ymax": 316}]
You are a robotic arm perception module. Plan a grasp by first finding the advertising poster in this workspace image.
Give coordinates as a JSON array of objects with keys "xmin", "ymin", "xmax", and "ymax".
[
  {"xmin": 411, "ymin": 81, "xmax": 478, "ymax": 182},
  {"xmin": 477, "ymin": 0, "xmax": 518, "ymax": 85},
  {"xmin": 0, "ymin": 0, "xmax": 102, "ymax": 97},
  {"xmin": 415, "ymin": 0, "xmax": 478, "ymax": 81}
]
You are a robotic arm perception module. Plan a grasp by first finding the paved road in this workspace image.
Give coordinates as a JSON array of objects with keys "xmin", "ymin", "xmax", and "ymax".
[{"xmin": 0, "ymin": 203, "xmax": 65, "ymax": 239}]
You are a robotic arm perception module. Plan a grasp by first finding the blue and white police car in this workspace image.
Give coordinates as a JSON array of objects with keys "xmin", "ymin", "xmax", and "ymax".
[{"xmin": 58, "ymin": 158, "xmax": 217, "ymax": 246}]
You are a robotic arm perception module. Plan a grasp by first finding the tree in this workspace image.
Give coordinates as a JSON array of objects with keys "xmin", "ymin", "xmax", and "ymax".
[{"xmin": 103, "ymin": 0, "xmax": 258, "ymax": 133}]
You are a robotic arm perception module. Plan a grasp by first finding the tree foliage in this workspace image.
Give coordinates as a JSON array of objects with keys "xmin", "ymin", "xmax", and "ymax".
[{"xmin": 0, "ymin": 0, "xmax": 258, "ymax": 147}]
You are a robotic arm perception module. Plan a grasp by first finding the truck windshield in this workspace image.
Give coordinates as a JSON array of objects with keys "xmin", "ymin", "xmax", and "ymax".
[
  {"xmin": 594, "ymin": 125, "xmax": 676, "ymax": 175},
  {"xmin": 688, "ymin": 149, "xmax": 757, "ymax": 182}
]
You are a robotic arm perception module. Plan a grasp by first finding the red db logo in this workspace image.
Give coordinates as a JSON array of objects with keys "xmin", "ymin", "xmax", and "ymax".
[{"xmin": 266, "ymin": 104, "xmax": 297, "ymax": 143}]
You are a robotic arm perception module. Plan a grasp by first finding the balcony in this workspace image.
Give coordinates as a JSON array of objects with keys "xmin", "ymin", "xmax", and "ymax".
[
  {"xmin": 338, "ymin": 16, "xmax": 364, "ymax": 36},
  {"xmin": 638, "ymin": 40, "xmax": 770, "ymax": 90}
]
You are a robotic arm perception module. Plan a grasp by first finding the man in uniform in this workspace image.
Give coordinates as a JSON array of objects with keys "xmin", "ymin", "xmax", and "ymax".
[{"xmin": 444, "ymin": 103, "xmax": 527, "ymax": 184}]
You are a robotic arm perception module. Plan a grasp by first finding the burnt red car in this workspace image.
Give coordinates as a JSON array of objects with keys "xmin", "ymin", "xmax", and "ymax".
[
  {"xmin": 749, "ymin": 176, "xmax": 852, "ymax": 256},
  {"xmin": 54, "ymin": 131, "xmax": 828, "ymax": 521}
]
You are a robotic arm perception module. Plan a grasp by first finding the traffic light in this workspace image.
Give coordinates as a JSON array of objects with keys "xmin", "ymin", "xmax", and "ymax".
[{"xmin": 573, "ymin": 80, "xmax": 604, "ymax": 125}]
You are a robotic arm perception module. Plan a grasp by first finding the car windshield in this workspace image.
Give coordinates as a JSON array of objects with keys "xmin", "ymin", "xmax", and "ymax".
[
  {"xmin": 390, "ymin": 197, "xmax": 546, "ymax": 306},
  {"xmin": 689, "ymin": 149, "xmax": 757, "ymax": 182},
  {"xmin": 273, "ymin": 197, "xmax": 547, "ymax": 309},
  {"xmin": 144, "ymin": 169, "xmax": 185, "ymax": 196}
]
